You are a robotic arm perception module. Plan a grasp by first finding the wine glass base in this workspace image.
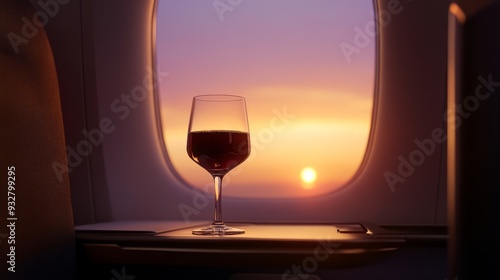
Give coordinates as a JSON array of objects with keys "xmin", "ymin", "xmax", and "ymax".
[{"xmin": 192, "ymin": 224, "xmax": 245, "ymax": 235}]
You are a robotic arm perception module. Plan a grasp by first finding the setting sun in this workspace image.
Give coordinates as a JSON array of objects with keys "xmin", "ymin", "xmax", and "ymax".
[
  {"xmin": 301, "ymin": 167, "xmax": 317, "ymax": 190},
  {"xmin": 301, "ymin": 167, "xmax": 317, "ymax": 184}
]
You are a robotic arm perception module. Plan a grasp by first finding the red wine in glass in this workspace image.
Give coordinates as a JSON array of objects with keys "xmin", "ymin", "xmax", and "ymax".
[
  {"xmin": 186, "ymin": 95, "xmax": 250, "ymax": 235},
  {"xmin": 187, "ymin": 130, "xmax": 250, "ymax": 176}
]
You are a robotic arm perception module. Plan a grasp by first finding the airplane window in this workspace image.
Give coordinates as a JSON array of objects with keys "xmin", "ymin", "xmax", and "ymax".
[{"xmin": 156, "ymin": 0, "xmax": 375, "ymax": 198}]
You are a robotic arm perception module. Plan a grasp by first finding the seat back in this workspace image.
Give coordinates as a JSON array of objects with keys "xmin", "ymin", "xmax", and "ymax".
[{"xmin": 1, "ymin": 1, "xmax": 75, "ymax": 279}]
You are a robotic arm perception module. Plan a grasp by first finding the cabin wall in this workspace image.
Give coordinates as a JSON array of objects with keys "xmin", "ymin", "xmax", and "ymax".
[{"xmin": 44, "ymin": 0, "xmax": 449, "ymax": 225}]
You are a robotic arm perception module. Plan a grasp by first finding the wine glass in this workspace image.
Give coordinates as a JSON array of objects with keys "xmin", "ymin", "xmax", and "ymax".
[{"xmin": 187, "ymin": 94, "xmax": 250, "ymax": 235}]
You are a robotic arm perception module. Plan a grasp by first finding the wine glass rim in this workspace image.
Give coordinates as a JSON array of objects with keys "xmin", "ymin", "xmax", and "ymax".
[{"xmin": 193, "ymin": 94, "xmax": 245, "ymax": 102}]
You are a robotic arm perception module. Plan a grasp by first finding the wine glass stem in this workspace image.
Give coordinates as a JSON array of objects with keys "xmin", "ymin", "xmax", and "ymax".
[{"xmin": 213, "ymin": 175, "xmax": 224, "ymax": 225}]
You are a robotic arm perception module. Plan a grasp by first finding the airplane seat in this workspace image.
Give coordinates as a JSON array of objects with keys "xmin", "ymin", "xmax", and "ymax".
[
  {"xmin": 450, "ymin": 1, "xmax": 500, "ymax": 278},
  {"xmin": 0, "ymin": 0, "xmax": 76, "ymax": 279}
]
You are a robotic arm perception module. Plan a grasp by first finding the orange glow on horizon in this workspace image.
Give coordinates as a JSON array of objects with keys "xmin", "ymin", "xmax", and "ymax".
[{"xmin": 161, "ymin": 99, "xmax": 371, "ymax": 198}]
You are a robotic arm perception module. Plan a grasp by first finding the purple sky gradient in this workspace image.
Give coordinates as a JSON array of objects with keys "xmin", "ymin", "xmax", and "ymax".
[{"xmin": 155, "ymin": 0, "xmax": 375, "ymax": 198}]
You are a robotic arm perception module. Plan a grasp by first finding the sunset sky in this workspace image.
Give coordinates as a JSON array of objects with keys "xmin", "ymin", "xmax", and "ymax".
[{"xmin": 156, "ymin": 0, "xmax": 375, "ymax": 198}]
